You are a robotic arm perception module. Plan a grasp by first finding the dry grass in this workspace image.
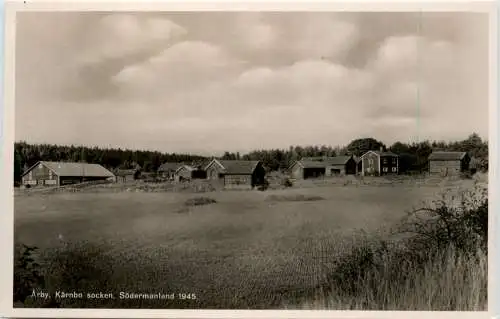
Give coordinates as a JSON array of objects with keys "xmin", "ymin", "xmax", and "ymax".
[
  {"xmin": 298, "ymin": 244, "xmax": 487, "ymax": 311},
  {"xmin": 14, "ymin": 182, "xmax": 482, "ymax": 309}
]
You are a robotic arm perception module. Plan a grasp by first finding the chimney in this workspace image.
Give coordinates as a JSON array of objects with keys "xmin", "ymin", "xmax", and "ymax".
[{"xmin": 379, "ymin": 146, "xmax": 384, "ymax": 152}]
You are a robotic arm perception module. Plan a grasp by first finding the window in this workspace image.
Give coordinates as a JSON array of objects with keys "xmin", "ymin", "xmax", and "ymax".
[
  {"xmin": 392, "ymin": 158, "xmax": 397, "ymax": 164},
  {"xmin": 383, "ymin": 167, "xmax": 388, "ymax": 172},
  {"xmin": 383, "ymin": 158, "xmax": 388, "ymax": 165},
  {"xmin": 49, "ymin": 170, "xmax": 53, "ymax": 180},
  {"xmin": 392, "ymin": 167, "xmax": 397, "ymax": 173},
  {"xmin": 28, "ymin": 171, "xmax": 32, "ymax": 179}
]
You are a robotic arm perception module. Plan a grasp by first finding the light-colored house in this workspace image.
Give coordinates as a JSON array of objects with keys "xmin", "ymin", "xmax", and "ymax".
[{"xmin": 21, "ymin": 161, "xmax": 115, "ymax": 187}]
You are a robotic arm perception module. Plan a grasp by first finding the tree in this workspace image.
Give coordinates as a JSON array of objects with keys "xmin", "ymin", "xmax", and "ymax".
[{"xmin": 346, "ymin": 138, "xmax": 385, "ymax": 157}]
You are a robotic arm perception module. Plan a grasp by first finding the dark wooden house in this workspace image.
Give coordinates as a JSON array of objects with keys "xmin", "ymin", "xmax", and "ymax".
[
  {"xmin": 21, "ymin": 161, "xmax": 115, "ymax": 187},
  {"xmin": 428, "ymin": 151, "xmax": 470, "ymax": 176},
  {"xmin": 204, "ymin": 159, "xmax": 266, "ymax": 189},
  {"xmin": 289, "ymin": 155, "xmax": 357, "ymax": 179},
  {"xmin": 114, "ymin": 169, "xmax": 139, "ymax": 183},
  {"xmin": 174, "ymin": 165, "xmax": 207, "ymax": 182},
  {"xmin": 360, "ymin": 150, "xmax": 399, "ymax": 176},
  {"xmin": 157, "ymin": 162, "xmax": 182, "ymax": 180}
]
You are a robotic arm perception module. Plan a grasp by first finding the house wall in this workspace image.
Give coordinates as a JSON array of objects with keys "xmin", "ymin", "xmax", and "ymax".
[
  {"xmin": 429, "ymin": 160, "xmax": 462, "ymax": 176},
  {"xmin": 159, "ymin": 169, "xmax": 176, "ymax": 179},
  {"xmin": 206, "ymin": 162, "xmax": 225, "ymax": 180},
  {"xmin": 175, "ymin": 167, "xmax": 193, "ymax": 181},
  {"xmin": 224, "ymin": 174, "xmax": 252, "ymax": 189},
  {"xmin": 326, "ymin": 165, "xmax": 345, "ymax": 176},
  {"xmin": 22, "ymin": 163, "xmax": 58, "ymax": 186},
  {"xmin": 303, "ymin": 167, "xmax": 325, "ymax": 179},
  {"xmin": 362, "ymin": 153, "xmax": 380, "ymax": 176},
  {"xmin": 290, "ymin": 163, "xmax": 304, "ymax": 179},
  {"xmin": 380, "ymin": 156, "xmax": 399, "ymax": 175},
  {"xmin": 59, "ymin": 176, "xmax": 110, "ymax": 186}
]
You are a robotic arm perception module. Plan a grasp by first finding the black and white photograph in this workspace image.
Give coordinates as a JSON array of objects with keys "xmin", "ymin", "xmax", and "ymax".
[{"xmin": 6, "ymin": 2, "xmax": 493, "ymax": 314}]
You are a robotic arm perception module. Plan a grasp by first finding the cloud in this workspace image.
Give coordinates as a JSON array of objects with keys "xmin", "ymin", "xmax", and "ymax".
[
  {"xmin": 15, "ymin": 12, "xmax": 489, "ymax": 153},
  {"xmin": 78, "ymin": 14, "xmax": 187, "ymax": 64}
]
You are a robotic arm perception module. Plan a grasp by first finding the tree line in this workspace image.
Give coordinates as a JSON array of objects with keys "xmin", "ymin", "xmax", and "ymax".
[{"xmin": 14, "ymin": 133, "xmax": 488, "ymax": 182}]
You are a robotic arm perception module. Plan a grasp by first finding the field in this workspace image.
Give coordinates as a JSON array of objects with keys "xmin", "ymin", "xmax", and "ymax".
[{"xmin": 14, "ymin": 178, "xmax": 482, "ymax": 309}]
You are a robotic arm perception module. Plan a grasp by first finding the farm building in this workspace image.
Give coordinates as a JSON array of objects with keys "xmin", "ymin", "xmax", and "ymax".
[
  {"xmin": 21, "ymin": 161, "xmax": 115, "ymax": 187},
  {"xmin": 114, "ymin": 169, "xmax": 139, "ymax": 183},
  {"xmin": 360, "ymin": 150, "xmax": 399, "ymax": 176},
  {"xmin": 204, "ymin": 159, "xmax": 266, "ymax": 189},
  {"xmin": 428, "ymin": 151, "xmax": 470, "ymax": 176},
  {"xmin": 157, "ymin": 162, "xmax": 182, "ymax": 180},
  {"xmin": 174, "ymin": 165, "xmax": 207, "ymax": 182},
  {"xmin": 289, "ymin": 155, "xmax": 357, "ymax": 179}
]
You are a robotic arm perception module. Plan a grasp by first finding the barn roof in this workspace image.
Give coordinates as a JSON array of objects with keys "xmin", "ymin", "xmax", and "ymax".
[
  {"xmin": 158, "ymin": 162, "xmax": 182, "ymax": 171},
  {"xmin": 218, "ymin": 160, "xmax": 261, "ymax": 175},
  {"xmin": 428, "ymin": 151, "xmax": 468, "ymax": 161},
  {"xmin": 293, "ymin": 156, "xmax": 353, "ymax": 168},
  {"xmin": 176, "ymin": 165, "xmax": 196, "ymax": 173},
  {"xmin": 324, "ymin": 156, "xmax": 353, "ymax": 166},
  {"xmin": 114, "ymin": 169, "xmax": 137, "ymax": 176},
  {"xmin": 360, "ymin": 150, "xmax": 399, "ymax": 158},
  {"xmin": 24, "ymin": 161, "xmax": 115, "ymax": 178}
]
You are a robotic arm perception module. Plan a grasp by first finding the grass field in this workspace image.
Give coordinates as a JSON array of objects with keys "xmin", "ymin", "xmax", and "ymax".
[{"xmin": 14, "ymin": 182, "xmax": 481, "ymax": 309}]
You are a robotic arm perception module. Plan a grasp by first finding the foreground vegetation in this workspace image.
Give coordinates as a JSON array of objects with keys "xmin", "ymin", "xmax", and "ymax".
[{"xmin": 14, "ymin": 181, "xmax": 487, "ymax": 310}]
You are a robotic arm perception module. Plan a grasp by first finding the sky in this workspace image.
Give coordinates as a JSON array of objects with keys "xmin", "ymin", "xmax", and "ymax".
[{"xmin": 15, "ymin": 11, "xmax": 489, "ymax": 155}]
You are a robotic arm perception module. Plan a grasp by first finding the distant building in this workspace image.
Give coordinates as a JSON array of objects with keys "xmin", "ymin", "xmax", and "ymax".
[
  {"xmin": 360, "ymin": 149, "xmax": 399, "ymax": 176},
  {"xmin": 428, "ymin": 151, "xmax": 470, "ymax": 176},
  {"xmin": 21, "ymin": 161, "xmax": 115, "ymax": 187},
  {"xmin": 114, "ymin": 169, "xmax": 138, "ymax": 183},
  {"xmin": 174, "ymin": 165, "xmax": 207, "ymax": 182},
  {"xmin": 157, "ymin": 162, "xmax": 182, "ymax": 180},
  {"xmin": 288, "ymin": 155, "xmax": 357, "ymax": 179},
  {"xmin": 204, "ymin": 159, "xmax": 266, "ymax": 189}
]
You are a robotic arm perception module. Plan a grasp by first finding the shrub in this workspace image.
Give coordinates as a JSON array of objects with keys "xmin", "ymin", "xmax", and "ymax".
[
  {"xmin": 184, "ymin": 196, "xmax": 217, "ymax": 206},
  {"xmin": 266, "ymin": 194, "xmax": 324, "ymax": 202},
  {"xmin": 307, "ymin": 186, "xmax": 488, "ymax": 310},
  {"xmin": 14, "ymin": 244, "xmax": 45, "ymax": 304},
  {"xmin": 282, "ymin": 178, "xmax": 293, "ymax": 188}
]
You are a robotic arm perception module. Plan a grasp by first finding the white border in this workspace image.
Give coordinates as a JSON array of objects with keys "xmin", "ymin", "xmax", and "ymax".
[{"xmin": 1, "ymin": 1, "xmax": 497, "ymax": 318}]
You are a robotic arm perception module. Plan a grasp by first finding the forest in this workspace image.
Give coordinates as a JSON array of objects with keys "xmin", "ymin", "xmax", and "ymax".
[{"xmin": 13, "ymin": 133, "xmax": 488, "ymax": 183}]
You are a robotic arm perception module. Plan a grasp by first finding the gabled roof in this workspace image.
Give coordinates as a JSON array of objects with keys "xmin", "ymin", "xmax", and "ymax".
[
  {"xmin": 291, "ymin": 156, "xmax": 354, "ymax": 169},
  {"xmin": 114, "ymin": 169, "xmax": 137, "ymax": 176},
  {"xmin": 22, "ymin": 161, "xmax": 115, "ymax": 178},
  {"xmin": 360, "ymin": 150, "xmax": 399, "ymax": 159},
  {"xmin": 175, "ymin": 165, "xmax": 196, "ymax": 173},
  {"xmin": 158, "ymin": 162, "xmax": 182, "ymax": 171},
  {"xmin": 207, "ymin": 159, "xmax": 261, "ymax": 175},
  {"xmin": 324, "ymin": 156, "xmax": 353, "ymax": 166},
  {"xmin": 428, "ymin": 151, "xmax": 468, "ymax": 161}
]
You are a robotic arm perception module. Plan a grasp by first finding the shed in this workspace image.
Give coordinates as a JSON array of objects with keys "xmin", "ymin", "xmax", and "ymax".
[
  {"xmin": 158, "ymin": 162, "xmax": 182, "ymax": 180},
  {"xmin": 428, "ymin": 151, "xmax": 470, "ymax": 176},
  {"xmin": 174, "ymin": 165, "xmax": 207, "ymax": 182},
  {"xmin": 21, "ymin": 161, "xmax": 115, "ymax": 187},
  {"xmin": 289, "ymin": 155, "xmax": 357, "ymax": 179},
  {"xmin": 204, "ymin": 159, "xmax": 266, "ymax": 189}
]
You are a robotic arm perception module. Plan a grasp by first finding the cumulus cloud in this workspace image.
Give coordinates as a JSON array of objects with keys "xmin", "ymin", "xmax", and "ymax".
[{"xmin": 15, "ymin": 12, "xmax": 489, "ymax": 153}]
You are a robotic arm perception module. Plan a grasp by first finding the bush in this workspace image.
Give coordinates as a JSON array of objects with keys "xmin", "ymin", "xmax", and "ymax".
[
  {"xmin": 14, "ymin": 244, "xmax": 45, "ymax": 304},
  {"xmin": 184, "ymin": 196, "xmax": 217, "ymax": 206},
  {"xmin": 266, "ymin": 194, "xmax": 324, "ymax": 202},
  {"xmin": 282, "ymin": 178, "xmax": 293, "ymax": 188},
  {"xmin": 15, "ymin": 241, "xmax": 117, "ymax": 308},
  {"xmin": 306, "ymin": 186, "xmax": 488, "ymax": 310}
]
